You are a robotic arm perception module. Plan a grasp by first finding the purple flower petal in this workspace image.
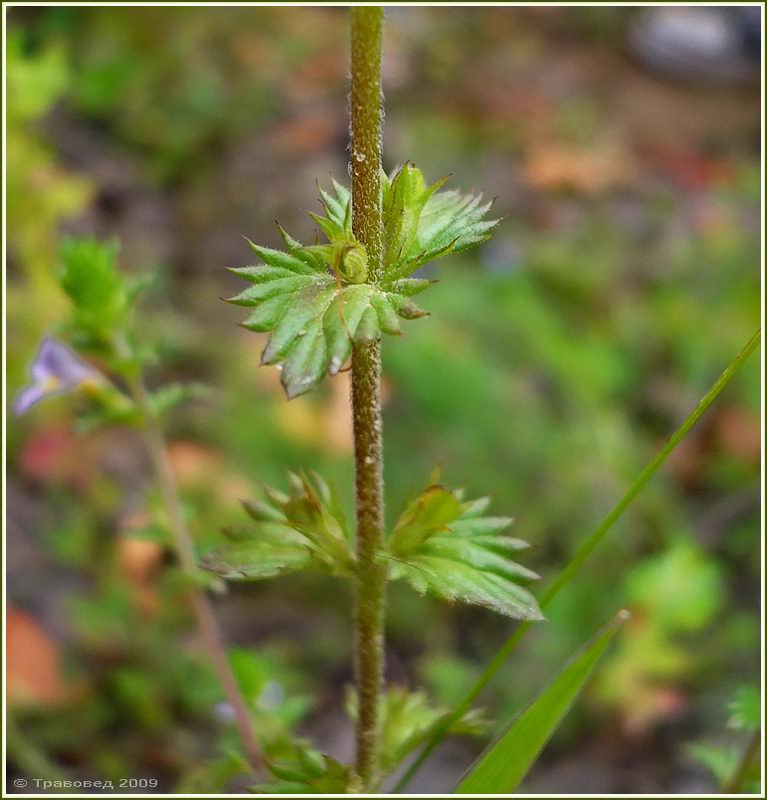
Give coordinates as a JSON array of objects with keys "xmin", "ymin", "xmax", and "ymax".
[
  {"xmin": 14, "ymin": 384, "xmax": 50, "ymax": 415},
  {"xmin": 34, "ymin": 337, "xmax": 96, "ymax": 385},
  {"xmin": 15, "ymin": 337, "xmax": 101, "ymax": 416}
]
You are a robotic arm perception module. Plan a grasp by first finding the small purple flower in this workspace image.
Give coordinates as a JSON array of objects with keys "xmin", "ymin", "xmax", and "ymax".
[{"xmin": 15, "ymin": 338, "xmax": 102, "ymax": 415}]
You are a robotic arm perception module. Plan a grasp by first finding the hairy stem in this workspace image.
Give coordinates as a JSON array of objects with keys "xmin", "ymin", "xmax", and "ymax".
[
  {"xmin": 394, "ymin": 329, "xmax": 761, "ymax": 792},
  {"xmin": 124, "ymin": 367, "xmax": 263, "ymax": 771},
  {"xmin": 350, "ymin": 6, "xmax": 384, "ymax": 283},
  {"xmin": 350, "ymin": 6, "xmax": 386, "ymax": 790}
]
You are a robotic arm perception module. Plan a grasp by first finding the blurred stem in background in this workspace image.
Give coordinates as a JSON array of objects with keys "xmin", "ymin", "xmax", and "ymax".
[
  {"xmin": 395, "ymin": 329, "xmax": 761, "ymax": 793},
  {"xmin": 116, "ymin": 336, "xmax": 264, "ymax": 771},
  {"xmin": 349, "ymin": 6, "xmax": 386, "ymax": 791},
  {"xmin": 725, "ymin": 730, "xmax": 761, "ymax": 794},
  {"xmin": 6, "ymin": 716, "xmax": 67, "ymax": 785}
]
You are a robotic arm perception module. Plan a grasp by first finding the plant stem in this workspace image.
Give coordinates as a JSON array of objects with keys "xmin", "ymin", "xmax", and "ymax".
[
  {"xmin": 7, "ymin": 715, "xmax": 68, "ymax": 784},
  {"xmin": 350, "ymin": 6, "xmax": 384, "ymax": 283},
  {"xmin": 724, "ymin": 729, "xmax": 760, "ymax": 794},
  {"xmin": 350, "ymin": 342, "xmax": 386, "ymax": 789},
  {"xmin": 394, "ymin": 329, "xmax": 761, "ymax": 793},
  {"xmin": 124, "ymin": 367, "xmax": 263, "ymax": 771},
  {"xmin": 349, "ymin": 6, "xmax": 386, "ymax": 790}
]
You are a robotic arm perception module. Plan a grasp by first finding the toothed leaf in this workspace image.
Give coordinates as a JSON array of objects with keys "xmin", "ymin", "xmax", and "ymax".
[
  {"xmin": 202, "ymin": 473, "xmax": 355, "ymax": 581},
  {"xmin": 230, "ymin": 171, "xmax": 498, "ymax": 396},
  {"xmin": 385, "ymin": 478, "xmax": 543, "ymax": 621},
  {"xmin": 728, "ymin": 685, "xmax": 761, "ymax": 731},
  {"xmin": 345, "ymin": 686, "xmax": 489, "ymax": 774},
  {"xmin": 58, "ymin": 237, "xmax": 130, "ymax": 343},
  {"xmin": 380, "ymin": 163, "xmax": 499, "ymax": 282},
  {"xmin": 252, "ymin": 751, "xmax": 359, "ymax": 795}
]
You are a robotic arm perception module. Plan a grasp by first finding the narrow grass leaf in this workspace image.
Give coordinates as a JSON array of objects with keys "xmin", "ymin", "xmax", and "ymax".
[{"xmin": 455, "ymin": 611, "xmax": 628, "ymax": 794}]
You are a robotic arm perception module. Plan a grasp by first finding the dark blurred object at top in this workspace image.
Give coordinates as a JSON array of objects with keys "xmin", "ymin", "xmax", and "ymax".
[{"xmin": 629, "ymin": 6, "xmax": 761, "ymax": 84}]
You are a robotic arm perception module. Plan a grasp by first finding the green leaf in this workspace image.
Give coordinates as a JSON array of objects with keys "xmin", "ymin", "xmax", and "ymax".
[
  {"xmin": 252, "ymin": 750, "xmax": 360, "ymax": 795},
  {"xmin": 728, "ymin": 685, "xmax": 761, "ymax": 732},
  {"xmin": 456, "ymin": 612, "xmax": 628, "ymax": 794},
  {"xmin": 229, "ymin": 244, "xmax": 404, "ymax": 399},
  {"xmin": 381, "ymin": 162, "xmax": 499, "ymax": 281},
  {"xmin": 625, "ymin": 539, "xmax": 723, "ymax": 632},
  {"xmin": 202, "ymin": 472, "xmax": 355, "ymax": 581},
  {"xmin": 149, "ymin": 382, "xmax": 208, "ymax": 418},
  {"xmin": 345, "ymin": 685, "xmax": 488, "ymax": 776},
  {"xmin": 687, "ymin": 742, "xmax": 741, "ymax": 786},
  {"xmin": 73, "ymin": 384, "xmax": 140, "ymax": 432},
  {"xmin": 58, "ymin": 237, "xmax": 129, "ymax": 343},
  {"xmin": 6, "ymin": 34, "xmax": 69, "ymax": 123},
  {"xmin": 388, "ymin": 484, "xmax": 464, "ymax": 553},
  {"xmin": 385, "ymin": 477, "xmax": 542, "ymax": 620},
  {"xmin": 230, "ymin": 172, "xmax": 497, "ymax": 397}
]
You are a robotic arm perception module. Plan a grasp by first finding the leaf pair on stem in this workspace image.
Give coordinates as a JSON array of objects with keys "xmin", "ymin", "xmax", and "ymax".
[
  {"xmin": 228, "ymin": 163, "xmax": 498, "ymax": 398},
  {"xmin": 204, "ymin": 470, "xmax": 543, "ymax": 623}
]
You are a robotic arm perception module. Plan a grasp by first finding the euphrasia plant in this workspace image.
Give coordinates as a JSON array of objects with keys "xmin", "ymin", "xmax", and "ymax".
[
  {"xmin": 205, "ymin": 6, "xmax": 542, "ymax": 792},
  {"xmin": 15, "ymin": 237, "xmax": 265, "ymax": 772},
  {"xmin": 16, "ymin": 6, "xmax": 759, "ymax": 795},
  {"xmin": 15, "ymin": 10, "xmax": 539, "ymax": 789}
]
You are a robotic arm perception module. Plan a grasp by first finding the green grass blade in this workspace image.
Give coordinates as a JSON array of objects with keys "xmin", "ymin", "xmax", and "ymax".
[
  {"xmin": 394, "ymin": 329, "xmax": 760, "ymax": 793},
  {"xmin": 455, "ymin": 611, "xmax": 628, "ymax": 794}
]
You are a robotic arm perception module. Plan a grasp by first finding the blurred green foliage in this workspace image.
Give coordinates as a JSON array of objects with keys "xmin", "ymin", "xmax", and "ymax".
[
  {"xmin": 688, "ymin": 683, "xmax": 761, "ymax": 793},
  {"xmin": 5, "ymin": 29, "xmax": 92, "ymax": 414},
  {"xmin": 28, "ymin": 6, "xmax": 337, "ymax": 181}
]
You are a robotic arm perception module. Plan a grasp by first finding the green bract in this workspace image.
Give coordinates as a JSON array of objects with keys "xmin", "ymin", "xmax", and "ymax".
[
  {"xmin": 728, "ymin": 685, "xmax": 760, "ymax": 731},
  {"xmin": 384, "ymin": 475, "xmax": 543, "ymax": 621},
  {"xmin": 252, "ymin": 749, "xmax": 359, "ymax": 795},
  {"xmin": 205, "ymin": 470, "xmax": 543, "ymax": 623},
  {"xmin": 381, "ymin": 162, "xmax": 499, "ymax": 280},
  {"xmin": 345, "ymin": 686, "xmax": 488, "ymax": 776},
  {"xmin": 58, "ymin": 237, "xmax": 129, "ymax": 345},
  {"xmin": 202, "ymin": 472, "xmax": 355, "ymax": 581},
  {"xmin": 228, "ymin": 164, "xmax": 498, "ymax": 397}
]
